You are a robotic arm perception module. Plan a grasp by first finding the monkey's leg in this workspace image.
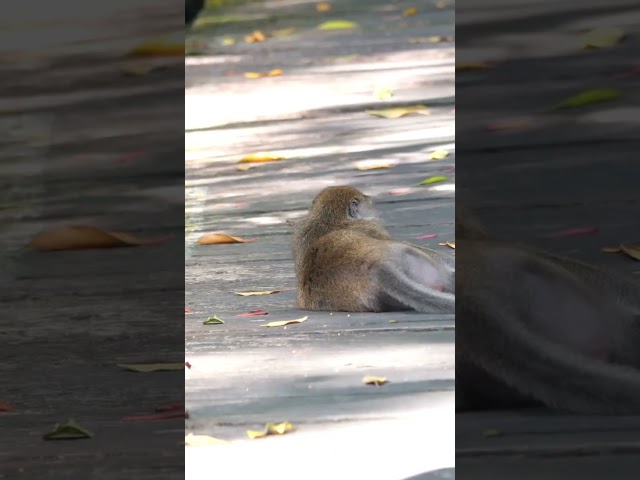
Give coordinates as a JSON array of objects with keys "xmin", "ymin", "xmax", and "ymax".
[{"xmin": 459, "ymin": 290, "xmax": 640, "ymax": 414}]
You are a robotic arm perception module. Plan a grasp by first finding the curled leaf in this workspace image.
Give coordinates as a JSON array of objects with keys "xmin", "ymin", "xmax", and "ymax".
[
  {"xmin": 362, "ymin": 376, "xmax": 388, "ymax": 386},
  {"xmin": 419, "ymin": 176, "xmax": 448, "ymax": 185},
  {"xmin": 581, "ymin": 27, "xmax": 625, "ymax": 49},
  {"xmin": 365, "ymin": 105, "xmax": 429, "ymax": 119},
  {"xmin": 118, "ymin": 363, "xmax": 184, "ymax": 372},
  {"xmin": 247, "ymin": 422, "xmax": 295, "ymax": 439},
  {"xmin": 203, "ymin": 315, "xmax": 225, "ymax": 325},
  {"xmin": 234, "ymin": 290, "xmax": 282, "ymax": 296},
  {"xmin": 186, "ymin": 433, "xmax": 229, "ymax": 446},
  {"xmin": 438, "ymin": 241, "xmax": 456, "ymax": 249},
  {"xmin": 554, "ymin": 89, "xmax": 622, "ymax": 109},
  {"xmin": 428, "ymin": 149, "xmax": 449, "ymax": 160},
  {"xmin": 261, "ymin": 316, "xmax": 308, "ymax": 327},
  {"xmin": 197, "ymin": 234, "xmax": 256, "ymax": 245},
  {"xmin": 317, "ymin": 20, "xmax": 359, "ymax": 30},
  {"xmin": 245, "ymin": 30, "xmax": 266, "ymax": 43},
  {"xmin": 43, "ymin": 419, "xmax": 93, "ymax": 440},
  {"xmin": 620, "ymin": 245, "xmax": 640, "ymax": 262},
  {"xmin": 28, "ymin": 226, "xmax": 169, "ymax": 251},
  {"xmin": 240, "ymin": 152, "xmax": 285, "ymax": 163}
]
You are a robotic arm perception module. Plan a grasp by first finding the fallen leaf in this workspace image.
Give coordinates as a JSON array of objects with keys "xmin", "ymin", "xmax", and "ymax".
[
  {"xmin": 581, "ymin": 27, "xmax": 625, "ymax": 49},
  {"xmin": 43, "ymin": 419, "xmax": 93, "ymax": 440},
  {"xmin": 28, "ymin": 226, "xmax": 169, "ymax": 251},
  {"xmin": 261, "ymin": 316, "xmax": 308, "ymax": 327},
  {"xmin": 362, "ymin": 376, "xmax": 388, "ymax": 386},
  {"xmin": 237, "ymin": 164, "xmax": 259, "ymax": 171},
  {"xmin": 602, "ymin": 246, "xmax": 622, "ymax": 253},
  {"xmin": 483, "ymin": 428, "xmax": 503, "ymax": 437},
  {"xmin": 186, "ymin": 433, "xmax": 229, "ymax": 446},
  {"xmin": 404, "ymin": 7, "xmax": 417, "ymax": 17},
  {"xmin": 428, "ymin": 149, "xmax": 449, "ymax": 160},
  {"xmin": 272, "ymin": 27, "xmax": 297, "ymax": 38},
  {"xmin": 365, "ymin": 105, "xmax": 429, "ymax": 119},
  {"xmin": 549, "ymin": 227, "xmax": 598, "ymax": 238},
  {"xmin": 439, "ymin": 241, "xmax": 456, "ymax": 249},
  {"xmin": 118, "ymin": 363, "xmax": 184, "ymax": 372},
  {"xmin": 316, "ymin": 2, "xmax": 332, "ymax": 12},
  {"xmin": 122, "ymin": 63, "xmax": 155, "ymax": 76},
  {"xmin": 389, "ymin": 188, "xmax": 413, "ymax": 195},
  {"xmin": 185, "ymin": 308, "xmax": 192, "ymax": 314},
  {"xmin": 317, "ymin": 20, "xmax": 359, "ymax": 30},
  {"xmin": 245, "ymin": 30, "xmax": 266, "ymax": 43},
  {"xmin": 239, "ymin": 152, "xmax": 285, "ymax": 163},
  {"xmin": 456, "ymin": 62, "xmax": 490, "ymax": 71},
  {"xmin": 197, "ymin": 233, "xmax": 256, "ymax": 245},
  {"xmin": 122, "ymin": 411, "xmax": 186, "ymax": 421},
  {"xmin": 243, "ymin": 69, "xmax": 283, "ymax": 78},
  {"xmin": 355, "ymin": 160, "xmax": 393, "ymax": 171},
  {"xmin": 388, "ymin": 320, "xmax": 398, "ymax": 324},
  {"xmin": 374, "ymin": 87, "xmax": 394, "ymax": 100},
  {"xmin": 436, "ymin": 1, "xmax": 447, "ymax": 8},
  {"xmin": 417, "ymin": 234, "xmax": 438, "ymax": 239},
  {"xmin": 203, "ymin": 315, "xmax": 225, "ymax": 325},
  {"xmin": 0, "ymin": 401, "xmax": 15, "ymax": 412},
  {"xmin": 221, "ymin": 37, "xmax": 236, "ymax": 46},
  {"xmin": 419, "ymin": 176, "xmax": 448, "ymax": 185},
  {"xmin": 247, "ymin": 422, "xmax": 295, "ymax": 439},
  {"xmin": 234, "ymin": 290, "xmax": 282, "ymax": 296},
  {"xmin": 185, "ymin": 361, "xmax": 192, "ymax": 369},
  {"xmin": 409, "ymin": 36, "xmax": 452, "ymax": 44},
  {"xmin": 620, "ymin": 245, "xmax": 640, "ymax": 261},
  {"xmin": 236, "ymin": 309, "xmax": 269, "ymax": 317},
  {"xmin": 129, "ymin": 32, "xmax": 184, "ymax": 56},
  {"xmin": 554, "ymin": 89, "xmax": 622, "ymax": 109}
]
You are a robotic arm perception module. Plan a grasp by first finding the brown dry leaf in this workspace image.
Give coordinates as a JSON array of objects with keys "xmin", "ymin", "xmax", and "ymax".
[
  {"xmin": 0, "ymin": 401, "xmax": 15, "ymax": 412},
  {"xmin": 365, "ymin": 105, "xmax": 430, "ymax": 119},
  {"xmin": 316, "ymin": 2, "xmax": 332, "ymax": 12},
  {"xmin": 620, "ymin": 245, "xmax": 640, "ymax": 261},
  {"xmin": 245, "ymin": 30, "xmax": 266, "ymax": 43},
  {"xmin": 247, "ymin": 422, "xmax": 295, "ymax": 439},
  {"xmin": 28, "ymin": 226, "xmax": 169, "ymax": 251},
  {"xmin": 234, "ymin": 290, "xmax": 282, "ymax": 296},
  {"xmin": 362, "ymin": 375, "xmax": 388, "ymax": 386},
  {"xmin": 197, "ymin": 234, "xmax": 256, "ymax": 245},
  {"xmin": 185, "ymin": 433, "xmax": 229, "ymax": 446},
  {"xmin": 456, "ymin": 62, "xmax": 490, "ymax": 71},
  {"xmin": 404, "ymin": 7, "xmax": 418, "ymax": 16},
  {"xmin": 355, "ymin": 160, "xmax": 393, "ymax": 171},
  {"xmin": 239, "ymin": 152, "xmax": 285, "ymax": 163},
  {"xmin": 261, "ymin": 316, "xmax": 308, "ymax": 327},
  {"xmin": 438, "ymin": 241, "xmax": 456, "ymax": 249}
]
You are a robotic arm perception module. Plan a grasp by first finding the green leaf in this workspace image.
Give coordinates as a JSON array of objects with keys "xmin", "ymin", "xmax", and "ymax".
[
  {"xmin": 388, "ymin": 320, "xmax": 398, "ymax": 324},
  {"xmin": 204, "ymin": 315, "xmax": 225, "ymax": 325},
  {"xmin": 554, "ymin": 88, "xmax": 622, "ymax": 109},
  {"xmin": 317, "ymin": 20, "xmax": 359, "ymax": 30},
  {"xmin": 581, "ymin": 27, "xmax": 625, "ymax": 49},
  {"xmin": 43, "ymin": 419, "xmax": 93, "ymax": 440},
  {"xmin": 419, "ymin": 176, "xmax": 448, "ymax": 185}
]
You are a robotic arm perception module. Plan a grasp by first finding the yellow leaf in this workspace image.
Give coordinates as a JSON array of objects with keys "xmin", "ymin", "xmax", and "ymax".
[
  {"xmin": 244, "ymin": 72, "xmax": 265, "ymax": 78},
  {"xmin": 185, "ymin": 433, "xmax": 229, "ymax": 446},
  {"xmin": 247, "ymin": 422, "xmax": 295, "ymax": 439},
  {"xmin": 245, "ymin": 30, "xmax": 266, "ymax": 43},
  {"xmin": 221, "ymin": 37, "xmax": 236, "ymax": 46},
  {"xmin": 28, "ymin": 226, "xmax": 169, "ymax": 251},
  {"xmin": 362, "ymin": 375, "xmax": 388, "ymax": 386},
  {"xmin": 620, "ymin": 245, "xmax": 640, "ymax": 261},
  {"xmin": 316, "ymin": 2, "xmax": 332, "ymax": 12},
  {"xmin": 374, "ymin": 87, "xmax": 394, "ymax": 100},
  {"xmin": 240, "ymin": 152, "xmax": 285, "ymax": 163},
  {"xmin": 438, "ymin": 241, "xmax": 456, "ymax": 249},
  {"xmin": 554, "ymin": 89, "xmax": 622, "ymax": 109},
  {"xmin": 355, "ymin": 160, "xmax": 393, "ymax": 171},
  {"xmin": 261, "ymin": 316, "xmax": 308, "ymax": 327},
  {"xmin": 317, "ymin": 20, "xmax": 359, "ymax": 30},
  {"xmin": 365, "ymin": 105, "xmax": 429, "ymax": 119},
  {"xmin": 428, "ymin": 149, "xmax": 449, "ymax": 160},
  {"xmin": 268, "ymin": 69, "xmax": 283, "ymax": 77},
  {"xmin": 456, "ymin": 62, "xmax": 490, "ymax": 71},
  {"xmin": 419, "ymin": 176, "xmax": 448, "ymax": 185},
  {"xmin": 118, "ymin": 363, "xmax": 184, "ymax": 372},
  {"xmin": 197, "ymin": 233, "xmax": 256, "ymax": 245},
  {"xmin": 234, "ymin": 290, "xmax": 283, "ymax": 296},
  {"xmin": 129, "ymin": 32, "xmax": 184, "ymax": 56},
  {"xmin": 404, "ymin": 7, "xmax": 418, "ymax": 17},
  {"xmin": 581, "ymin": 27, "xmax": 625, "ymax": 49}
]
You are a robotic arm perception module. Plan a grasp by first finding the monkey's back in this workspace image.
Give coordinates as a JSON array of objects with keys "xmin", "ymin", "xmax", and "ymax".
[{"xmin": 296, "ymin": 229, "xmax": 389, "ymax": 312}]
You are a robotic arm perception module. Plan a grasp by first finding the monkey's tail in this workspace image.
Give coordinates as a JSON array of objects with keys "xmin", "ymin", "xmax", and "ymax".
[{"xmin": 459, "ymin": 291, "xmax": 640, "ymax": 414}]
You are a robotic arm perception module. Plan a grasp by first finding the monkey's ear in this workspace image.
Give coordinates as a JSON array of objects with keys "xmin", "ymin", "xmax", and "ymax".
[{"xmin": 348, "ymin": 199, "xmax": 359, "ymax": 218}]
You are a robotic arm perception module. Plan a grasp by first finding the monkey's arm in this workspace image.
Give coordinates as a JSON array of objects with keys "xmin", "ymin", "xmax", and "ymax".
[{"xmin": 374, "ymin": 243, "xmax": 455, "ymax": 314}]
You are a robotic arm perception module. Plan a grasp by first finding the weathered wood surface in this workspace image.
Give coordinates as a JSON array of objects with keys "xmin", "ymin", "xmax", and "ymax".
[{"xmin": 185, "ymin": 0, "xmax": 455, "ymax": 478}]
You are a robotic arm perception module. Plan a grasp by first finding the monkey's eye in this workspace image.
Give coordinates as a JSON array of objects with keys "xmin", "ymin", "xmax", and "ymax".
[{"xmin": 348, "ymin": 199, "xmax": 359, "ymax": 218}]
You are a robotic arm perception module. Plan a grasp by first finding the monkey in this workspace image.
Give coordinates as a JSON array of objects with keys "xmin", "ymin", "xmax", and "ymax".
[
  {"xmin": 292, "ymin": 186, "xmax": 455, "ymax": 314},
  {"xmin": 455, "ymin": 207, "xmax": 640, "ymax": 414}
]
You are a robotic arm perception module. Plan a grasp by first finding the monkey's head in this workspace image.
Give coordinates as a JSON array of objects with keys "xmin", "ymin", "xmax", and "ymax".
[{"xmin": 308, "ymin": 186, "xmax": 377, "ymax": 223}]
